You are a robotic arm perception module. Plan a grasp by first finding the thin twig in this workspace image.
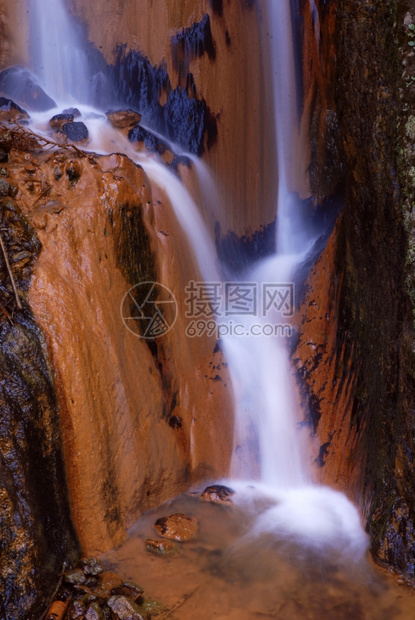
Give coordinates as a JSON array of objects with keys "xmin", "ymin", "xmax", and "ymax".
[
  {"xmin": 0, "ymin": 230, "xmax": 22, "ymax": 310},
  {"xmin": 40, "ymin": 562, "xmax": 67, "ymax": 620},
  {"xmin": 0, "ymin": 120, "xmax": 95, "ymax": 161}
]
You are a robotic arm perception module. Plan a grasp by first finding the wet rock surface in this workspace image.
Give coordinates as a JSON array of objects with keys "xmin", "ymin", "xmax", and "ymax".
[
  {"xmin": 200, "ymin": 484, "xmax": 235, "ymax": 504},
  {"xmin": 50, "ymin": 113, "xmax": 75, "ymax": 128},
  {"xmin": 106, "ymin": 108, "xmax": 141, "ymax": 129},
  {"xmin": 293, "ymin": 0, "xmax": 415, "ymax": 583},
  {"xmin": 61, "ymin": 121, "xmax": 89, "ymax": 143},
  {"xmin": 0, "ymin": 111, "xmax": 233, "ymax": 620},
  {"xmin": 0, "ymin": 148, "xmax": 79, "ymax": 617},
  {"xmin": 128, "ymin": 124, "xmax": 169, "ymax": 154},
  {"xmin": 171, "ymin": 14, "xmax": 216, "ymax": 71},
  {"xmin": 145, "ymin": 538, "xmax": 178, "ymax": 556},
  {"xmin": 0, "ymin": 96, "xmax": 28, "ymax": 121},
  {"xmin": 113, "ymin": 46, "xmax": 214, "ymax": 156},
  {"xmin": 154, "ymin": 513, "xmax": 199, "ymax": 542},
  {"xmin": 0, "ymin": 65, "xmax": 56, "ymax": 111}
]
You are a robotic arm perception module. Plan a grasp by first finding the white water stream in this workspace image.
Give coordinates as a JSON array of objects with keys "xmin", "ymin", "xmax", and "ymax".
[{"xmin": 23, "ymin": 0, "xmax": 368, "ymax": 561}]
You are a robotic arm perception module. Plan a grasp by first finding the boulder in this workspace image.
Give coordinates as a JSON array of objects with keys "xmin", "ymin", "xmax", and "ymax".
[
  {"xmin": 154, "ymin": 513, "xmax": 198, "ymax": 541},
  {"xmin": 0, "ymin": 66, "xmax": 56, "ymax": 111},
  {"xmin": 62, "ymin": 121, "xmax": 89, "ymax": 143},
  {"xmin": 106, "ymin": 108, "xmax": 141, "ymax": 129}
]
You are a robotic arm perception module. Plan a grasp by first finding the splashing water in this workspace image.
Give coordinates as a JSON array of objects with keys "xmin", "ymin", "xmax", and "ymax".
[{"xmin": 24, "ymin": 0, "xmax": 368, "ymax": 560}]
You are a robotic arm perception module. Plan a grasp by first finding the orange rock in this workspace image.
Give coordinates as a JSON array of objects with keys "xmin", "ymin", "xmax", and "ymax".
[{"xmin": 154, "ymin": 513, "xmax": 198, "ymax": 542}]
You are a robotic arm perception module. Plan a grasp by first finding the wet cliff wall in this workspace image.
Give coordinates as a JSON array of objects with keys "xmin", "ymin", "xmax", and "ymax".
[{"xmin": 294, "ymin": 0, "xmax": 415, "ymax": 580}]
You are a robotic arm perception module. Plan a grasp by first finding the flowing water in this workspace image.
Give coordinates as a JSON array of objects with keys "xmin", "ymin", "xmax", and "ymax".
[{"xmin": 13, "ymin": 0, "xmax": 415, "ymax": 616}]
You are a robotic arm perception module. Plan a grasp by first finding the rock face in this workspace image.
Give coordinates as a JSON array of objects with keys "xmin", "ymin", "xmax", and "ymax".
[
  {"xmin": 293, "ymin": 0, "xmax": 415, "ymax": 582},
  {"xmin": 0, "ymin": 119, "xmax": 232, "ymax": 616},
  {"xmin": 0, "ymin": 135, "xmax": 79, "ymax": 617},
  {"xmin": 20, "ymin": 148, "xmax": 233, "ymax": 555}
]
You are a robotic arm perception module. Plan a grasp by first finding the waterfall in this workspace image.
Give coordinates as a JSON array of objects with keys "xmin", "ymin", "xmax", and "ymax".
[
  {"xmin": 28, "ymin": 0, "xmax": 111, "ymax": 106},
  {"xmin": 21, "ymin": 0, "xmax": 368, "ymax": 560}
]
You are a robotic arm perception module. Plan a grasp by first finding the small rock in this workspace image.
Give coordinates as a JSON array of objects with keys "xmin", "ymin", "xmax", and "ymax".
[
  {"xmin": 67, "ymin": 600, "xmax": 86, "ymax": 619},
  {"xmin": 106, "ymin": 109, "xmax": 141, "ymax": 129},
  {"xmin": 107, "ymin": 595, "xmax": 144, "ymax": 620},
  {"xmin": 78, "ymin": 556, "xmax": 104, "ymax": 576},
  {"xmin": 154, "ymin": 513, "xmax": 198, "ymax": 542},
  {"xmin": 64, "ymin": 568, "xmax": 87, "ymax": 585},
  {"xmin": 200, "ymin": 484, "xmax": 235, "ymax": 504},
  {"xmin": 62, "ymin": 121, "xmax": 89, "ymax": 142},
  {"xmin": 145, "ymin": 538, "xmax": 177, "ymax": 556},
  {"xmin": 111, "ymin": 582, "xmax": 144, "ymax": 602},
  {"xmin": 404, "ymin": 12, "xmax": 413, "ymax": 26},
  {"xmin": 85, "ymin": 601, "xmax": 105, "ymax": 620},
  {"xmin": 50, "ymin": 113, "xmax": 74, "ymax": 129}
]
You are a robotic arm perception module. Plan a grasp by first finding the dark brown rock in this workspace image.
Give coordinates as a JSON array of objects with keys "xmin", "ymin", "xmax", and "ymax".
[{"xmin": 200, "ymin": 484, "xmax": 235, "ymax": 504}]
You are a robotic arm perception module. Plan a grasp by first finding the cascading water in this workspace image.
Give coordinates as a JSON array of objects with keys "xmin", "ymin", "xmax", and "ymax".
[
  {"xmin": 22, "ymin": 0, "xmax": 368, "ymax": 565},
  {"xmin": 27, "ymin": 0, "xmax": 112, "ymax": 106}
]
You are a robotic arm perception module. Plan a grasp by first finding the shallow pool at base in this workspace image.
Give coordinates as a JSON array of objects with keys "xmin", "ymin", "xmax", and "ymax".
[{"xmin": 102, "ymin": 488, "xmax": 415, "ymax": 620}]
